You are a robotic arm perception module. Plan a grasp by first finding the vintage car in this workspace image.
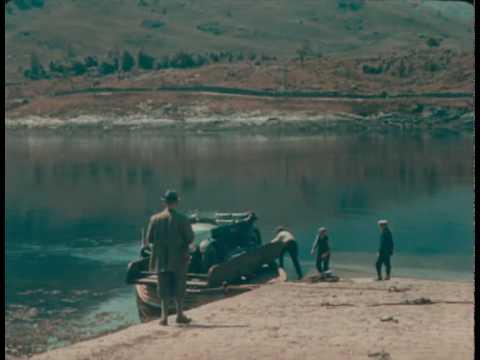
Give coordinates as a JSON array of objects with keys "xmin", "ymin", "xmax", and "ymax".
[{"xmin": 126, "ymin": 211, "xmax": 287, "ymax": 321}]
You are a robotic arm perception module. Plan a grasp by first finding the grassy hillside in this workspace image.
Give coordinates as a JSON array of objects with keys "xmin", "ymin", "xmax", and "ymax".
[{"xmin": 5, "ymin": 0, "xmax": 474, "ymax": 82}]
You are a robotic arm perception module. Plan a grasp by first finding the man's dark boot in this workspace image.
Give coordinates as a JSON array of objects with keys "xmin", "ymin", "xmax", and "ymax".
[
  {"xmin": 159, "ymin": 299, "xmax": 169, "ymax": 326},
  {"xmin": 176, "ymin": 314, "xmax": 192, "ymax": 324},
  {"xmin": 175, "ymin": 299, "xmax": 191, "ymax": 324}
]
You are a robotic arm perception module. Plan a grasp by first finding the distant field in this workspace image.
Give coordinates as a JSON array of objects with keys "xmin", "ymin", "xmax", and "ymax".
[{"xmin": 5, "ymin": 0, "xmax": 474, "ymax": 82}]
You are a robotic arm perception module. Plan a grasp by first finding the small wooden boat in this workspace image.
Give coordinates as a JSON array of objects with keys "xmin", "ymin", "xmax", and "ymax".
[
  {"xmin": 135, "ymin": 262, "xmax": 286, "ymax": 322},
  {"xmin": 126, "ymin": 211, "xmax": 288, "ymax": 321}
]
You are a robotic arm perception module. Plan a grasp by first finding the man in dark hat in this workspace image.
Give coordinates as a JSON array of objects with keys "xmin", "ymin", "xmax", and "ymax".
[
  {"xmin": 271, "ymin": 226, "xmax": 303, "ymax": 280},
  {"xmin": 375, "ymin": 219, "xmax": 394, "ymax": 281},
  {"xmin": 144, "ymin": 190, "xmax": 195, "ymax": 325}
]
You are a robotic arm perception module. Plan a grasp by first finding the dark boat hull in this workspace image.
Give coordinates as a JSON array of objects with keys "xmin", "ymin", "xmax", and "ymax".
[{"xmin": 135, "ymin": 263, "xmax": 286, "ymax": 322}]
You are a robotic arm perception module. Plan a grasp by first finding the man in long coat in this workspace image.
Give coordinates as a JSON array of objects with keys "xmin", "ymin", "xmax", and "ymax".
[{"xmin": 144, "ymin": 190, "xmax": 194, "ymax": 325}]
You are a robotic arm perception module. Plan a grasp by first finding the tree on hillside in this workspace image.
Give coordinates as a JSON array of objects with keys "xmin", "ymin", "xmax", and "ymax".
[
  {"xmin": 138, "ymin": 51, "xmax": 155, "ymax": 70},
  {"xmin": 121, "ymin": 51, "xmax": 135, "ymax": 72},
  {"xmin": 13, "ymin": 0, "xmax": 31, "ymax": 11},
  {"xmin": 31, "ymin": 0, "xmax": 44, "ymax": 8},
  {"xmin": 156, "ymin": 55, "xmax": 171, "ymax": 69},
  {"xmin": 84, "ymin": 56, "xmax": 98, "ymax": 68},
  {"xmin": 193, "ymin": 54, "xmax": 208, "ymax": 67},
  {"xmin": 70, "ymin": 61, "xmax": 87, "ymax": 76},
  {"xmin": 107, "ymin": 50, "xmax": 120, "ymax": 72},
  {"xmin": 170, "ymin": 52, "xmax": 196, "ymax": 68},
  {"xmin": 24, "ymin": 53, "xmax": 47, "ymax": 80},
  {"xmin": 337, "ymin": 0, "xmax": 366, "ymax": 11},
  {"xmin": 296, "ymin": 41, "xmax": 313, "ymax": 66},
  {"xmin": 209, "ymin": 52, "xmax": 220, "ymax": 63},
  {"xmin": 49, "ymin": 61, "xmax": 66, "ymax": 77},
  {"xmin": 362, "ymin": 64, "xmax": 384, "ymax": 75},
  {"xmin": 99, "ymin": 61, "xmax": 117, "ymax": 75},
  {"xmin": 426, "ymin": 38, "xmax": 441, "ymax": 48}
]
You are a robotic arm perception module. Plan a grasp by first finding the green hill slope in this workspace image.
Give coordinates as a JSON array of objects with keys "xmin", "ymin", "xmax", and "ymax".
[{"xmin": 5, "ymin": 0, "xmax": 474, "ymax": 82}]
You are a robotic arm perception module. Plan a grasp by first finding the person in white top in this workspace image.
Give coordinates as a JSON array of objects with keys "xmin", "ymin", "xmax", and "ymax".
[{"xmin": 271, "ymin": 226, "xmax": 303, "ymax": 280}]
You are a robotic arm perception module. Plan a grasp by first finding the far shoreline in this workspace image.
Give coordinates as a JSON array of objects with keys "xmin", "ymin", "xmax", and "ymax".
[{"xmin": 4, "ymin": 110, "xmax": 474, "ymax": 134}]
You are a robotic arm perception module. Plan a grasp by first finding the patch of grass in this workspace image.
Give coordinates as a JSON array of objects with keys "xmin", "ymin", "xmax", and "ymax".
[
  {"xmin": 426, "ymin": 37, "xmax": 442, "ymax": 48},
  {"xmin": 141, "ymin": 19, "xmax": 165, "ymax": 29},
  {"xmin": 362, "ymin": 64, "xmax": 383, "ymax": 75},
  {"xmin": 197, "ymin": 22, "xmax": 226, "ymax": 36}
]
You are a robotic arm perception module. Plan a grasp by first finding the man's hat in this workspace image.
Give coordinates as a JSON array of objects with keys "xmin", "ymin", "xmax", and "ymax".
[
  {"xmin": 377, "ymin": 219, "xmax": 388, "ymax": 225},
  {"xmin": 162, "ymin": 190, "xmax": 180, "ymax": 203},
  {"xmin": 318, "ymin": 227, "xmax": 328, "ymax": 233}
]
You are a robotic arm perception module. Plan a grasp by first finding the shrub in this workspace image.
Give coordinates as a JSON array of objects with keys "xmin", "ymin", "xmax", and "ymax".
[
  {"xmin": 169, "ymin": 52, "xmax": 194, "ymax": 68},
  {"xmin": 209, "ymin": 52, "xmax": 220, "ymax": 63},
  {"xmin": 84, "ymin": 56, "xmax": 98, "ymax": 68},
  {"xmin": 362, "ymin": 64, "xmax": 383, "ymax": 75},
  {"xmin": 121, "ymin": 51, "xmax": 135, "ymax": 72},
  {"xmin": 424, "ymin": 61, "xmax": 440, "ymax": 72},
  {"xmin": 70, "ymin": 61, "xmax": 87, "ymax": 76},
  {"xmin": 296, "ymin": 41, "xmax": 313, "ymax": 64},
  {"xmin": 193, "ymin": 54, "xmax": 209, "ymax": 67},
  {"xmin": 397, "ymin": 59, "xmax": 413, "ymax": 78},
  {"xmin": 31, "ymin": 0, "xmax": 44, "ymax": 8},
  {"xmin": 24, "ymin": 53, "xmax": 47, "ymax": 80},
  {"xmin": 13, "ymin": 0, "xmax": 31, "ymax": 11},
  {"xmin": 156, "ymin": 55, "xmax": 171, "ymax": 69},
  {"xmin": 337, "ymin": 0, "xmax": 365, "ymax": 11},
  {"xmin": 141, "ymin": 19, "xmax": 165, "ymax": 29},
  {"xmin": 99, "ymin": 61, "xmax": 117, "ymax": 75},
  {"xmin": 426, "ymin": 38, "xmax": 441, "ymax": 48},
  {"xmin": 197, "ymin": 22, "xmax": 225, "ymax": 36},
  {"xmin": 49, "ymin": 61, "xmax": 66, "ymax": 75},
  {"xmin": 138, "ymin": 51, "xmax": 155, "ymax": 70}
]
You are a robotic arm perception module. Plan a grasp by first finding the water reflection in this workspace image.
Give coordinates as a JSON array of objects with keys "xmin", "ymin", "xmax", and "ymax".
[
  {"xmin": 6, "ymin": 132, "xmax": 473, "ymax": 255},
  {"xmin": 5, "ymin": 131, "xmax": 473, "ymax": 353}
]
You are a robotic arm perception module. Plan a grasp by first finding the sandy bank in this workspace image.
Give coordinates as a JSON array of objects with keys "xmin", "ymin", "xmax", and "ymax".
[
  {"xmin": 4, "ymin": 109, "xmax": 474, "ymax": 133},
  {"xmin": 29, "ymin": 277, "xmax": 473, "ymax": 360}
]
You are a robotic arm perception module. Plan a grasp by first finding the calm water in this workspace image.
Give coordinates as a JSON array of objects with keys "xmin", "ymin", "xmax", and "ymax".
[{"xmin": 5, "ymin": 131, "xmax": 474, "ymax": 354}]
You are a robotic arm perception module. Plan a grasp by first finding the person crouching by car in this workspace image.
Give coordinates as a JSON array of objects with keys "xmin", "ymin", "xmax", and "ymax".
[
  {"xmin": 311, "ymin": 227, "xmax": 330, "ymax": 278},
  {"xmin": 271, "ymin": 226, "xmax": 303, "ymax": 280}
]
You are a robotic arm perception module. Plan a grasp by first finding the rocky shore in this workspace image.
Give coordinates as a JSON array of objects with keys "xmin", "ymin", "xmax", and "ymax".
[
  {"xmin": 5, "ymin": 91, "xmax": 474, "ymax": 133},
  {"xmin": 24, "ymin": 277, "xmax": 473, "ymax": 360}
]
